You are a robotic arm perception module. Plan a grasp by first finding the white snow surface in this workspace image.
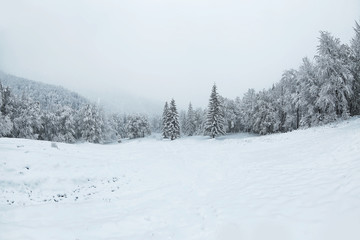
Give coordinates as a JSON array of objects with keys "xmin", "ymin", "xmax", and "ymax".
[{"xmin": 1, "ymin": 118, "xmax": 360, "ymax": 240}]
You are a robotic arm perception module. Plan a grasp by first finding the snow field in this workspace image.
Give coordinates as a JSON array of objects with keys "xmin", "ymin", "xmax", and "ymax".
[{"xmin": 1, "ymin": 118, "xmax": 360, "ymax": 240}]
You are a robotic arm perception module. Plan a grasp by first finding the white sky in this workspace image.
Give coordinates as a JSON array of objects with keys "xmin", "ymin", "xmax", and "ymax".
[{"xmin": 0, "ymin": 0, "xmax": 359, "ymax": 112}]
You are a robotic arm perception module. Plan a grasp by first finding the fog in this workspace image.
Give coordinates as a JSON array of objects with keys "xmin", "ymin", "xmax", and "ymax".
[{"xmin": 0, "ymin": 0, "xmax": 359, "ymax": 113}]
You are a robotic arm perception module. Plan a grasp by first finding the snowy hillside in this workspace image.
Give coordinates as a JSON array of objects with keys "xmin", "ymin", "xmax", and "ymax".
[
  {"xmin": 1, "ymin": 118, "xmax": 360, "ymax": 240},
  {"xmin": 0, "ymin": 71, "xmax": 89, "ymax": 110}
]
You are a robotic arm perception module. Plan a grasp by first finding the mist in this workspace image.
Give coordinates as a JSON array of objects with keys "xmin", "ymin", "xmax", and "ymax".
[{"xmin": 0, "ymin": 0, "xmax": 359, "ymax": 113}]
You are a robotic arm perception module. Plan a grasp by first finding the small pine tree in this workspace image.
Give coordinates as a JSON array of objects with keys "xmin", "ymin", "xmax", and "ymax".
[
  {"xmin": 162, "ymin": 102, "xmax": 169, "ymax": 138},
  {"xmin": 166, "ymin": 99, "xmax": 180, "ymax": 140},
  {"xmin": 179, "ymin": 110, "xmax": 187, "ymax": 136},
  {"xmin": 185, "ymin": 102, "xmax": 196, "ymax": 136},
  {"xmin": 194, "ymin": 107, "xmax": 206, "ymax": 135},
  {"xmin": 205, "ymin": 84, "xmax": 225, "ymax": 138}
]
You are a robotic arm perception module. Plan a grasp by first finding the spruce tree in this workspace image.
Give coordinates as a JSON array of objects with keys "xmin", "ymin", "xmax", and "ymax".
[
  {"xmin": 166, "ymin": 99, "xmax": 180, "ymax": 140},
  {"xmin": 162, "ymin": 102, "xmax": 169, "ymax": 138},
  {"xmin": 0, "ymin": 82, "xmax": 12, "ymax": 137},
  {"xmin": 79, "ymin": 104, "xmax": 105, "ymax": 143},
  {"xmin": 349, "ymin": 21, "xmax": 360, "ymax": 116},
  {"xmin": 179, "ymin": 110, "xmax": 187, "ymax": 135},
  {"xmin": 194, "ymin": 108, "xmax": 206, "ymax": 135},
  {"xmin": 205, "ymin": 84, "xmax": 225, "ymax": 138},
  {"xmin": 185, "ymin": 102, "xmax": 196, "ymax": 136},
  {"xmin": 57, "ymin": 106, "xmax": 77, "ymax": 143},
  {"xmin": 315, "ymin": 31, "xmax": 353, "ymax": 121},
  {"xmin": 126, "ymin": 114, "xmax": 151, "ymax": 139}
]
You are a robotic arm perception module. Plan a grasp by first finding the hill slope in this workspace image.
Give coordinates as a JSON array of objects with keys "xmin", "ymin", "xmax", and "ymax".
[
  {"xmin": 0, "ymin": 71, "xmax": 89, "ymax": 110},
  {"xmin": 1, "ymin": 118, "xmax": 360, "ymax": 240}
]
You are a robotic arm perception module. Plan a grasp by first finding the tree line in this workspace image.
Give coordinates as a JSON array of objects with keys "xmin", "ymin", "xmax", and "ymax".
[
  {"xmin": 1, "ymin": 21, "xmax": 359, "ymax": 142},
  {"xmin": 162, "ymin": 21, "xmax": 360, "ymax": 138},
  {"xmin": 0, "ymin": 82, "xmax": 152, "ymax": 143}
]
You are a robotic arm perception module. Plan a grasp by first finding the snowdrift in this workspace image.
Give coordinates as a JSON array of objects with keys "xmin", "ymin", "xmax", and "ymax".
[{"xmin": 1, "ymin": 118, "xmax": 360, "ymax": 240}]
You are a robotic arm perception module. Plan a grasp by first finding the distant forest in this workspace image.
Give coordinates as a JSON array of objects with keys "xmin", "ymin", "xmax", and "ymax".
[{"xmin": 1, "ymin": 21, "xmax": 359, "ymax": 143}]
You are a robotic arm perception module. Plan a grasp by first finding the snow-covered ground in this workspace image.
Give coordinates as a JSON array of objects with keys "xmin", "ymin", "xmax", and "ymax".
[{"xmin": 1, "ymin": 118, "xmax": 360, "ymax": 240}]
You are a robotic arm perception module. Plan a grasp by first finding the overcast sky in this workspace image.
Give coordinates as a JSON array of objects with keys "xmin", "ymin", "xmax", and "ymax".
[{"xmin": 0, "ymin": 0, "xmax": 359, "ymax": 113}]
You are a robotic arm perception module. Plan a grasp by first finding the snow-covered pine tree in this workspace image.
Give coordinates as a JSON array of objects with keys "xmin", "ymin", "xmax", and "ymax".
[
  {"xmin": 12, "ymin": 96, "xmax": 43, "ymax": 139},
  {"xmin": 349, "ymin": 21, "xmax": 360, "ymax": 116},
  {"xmin": 296, "ymin": 57, "xmax": 322, "ymax": 127},
  {"xmin": 110, "ymin": 113, "xmax": 127, "ymax": 139},
  {"xmin": 0, "ymin": 85, "xmax": 14, "ymax": 118},
  {"xmin": 185, "ymin": 102, "xmax": 196, "ymax": 136},
  {"xmin": 275, "ymin": 69, "xmax": 299, "ymax": 131},
  {"xmin": 166, "ymin": 99, "xmax": 180, "ymax": 140},
  {"xmin": 56, "ymin": 106, "xmax": 77, "ymax": 143},
  {"xmin": 240, "ymin": 88, "xmax": 257, "ymax": 132},
  {"xmin": 222, "ymin": 97, "xmax": 241, "ymax": 133},
  {"xmin": 315, "ymin": 31, "xmax": 353, "ymax": 122},
  {"xmin": 162, "ymin": 101, "xmax": 169, "ymax": 138},
  {"xmin": 194, "ymin": 107, "xmax": 206, "ymax": 135},
  {"xmin": 0, "ymin": 81, "xmax": 2, "ymax": 107},
  {"xmin": 179, "ymin": 110, "xmax": 187, "ymax": 136},
  {"xmin": 251, "ymin": 90, "xmax": 279, "ymax": 135},
  {"xmin": 150, "ymin": 115, "xmax": 162, "ymax": 133},
  {"xmin": 120, "ymin": 114, "xmax": 129, "ymax": 138},
  {"xmin": 205, "ymin": 84, "xmax": 225, "ymax": 138},
  {"xmin": 126, "ymin": 114, "xmax": 151, "ymax": 139},
  {"xmin": 0, "ymin": 113, "xmax": 12, "ymax": 137},
  {"xmin": 0, "ymin": 81, "xmax": 12, "ymax": 137},
  {"xmin": 234, "ymin": 96, "xmax": 242, "ymax": 132},
  {"xmin": 39, "ymin": 110, "xmax": 58, "ymax": 141},
  {"xmin": 78, "ymin": 104, "xmax": 105, "ymax": 143}
]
